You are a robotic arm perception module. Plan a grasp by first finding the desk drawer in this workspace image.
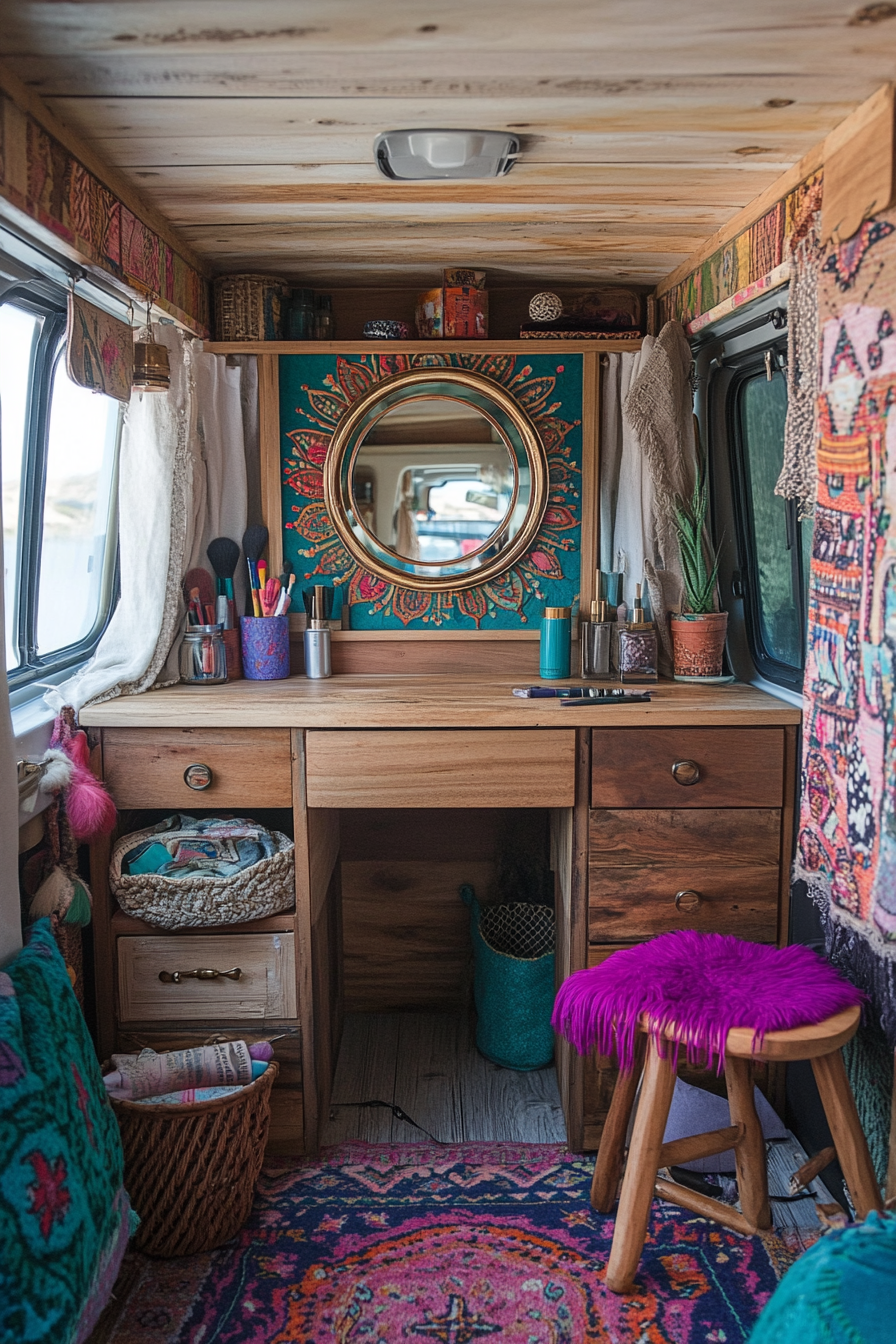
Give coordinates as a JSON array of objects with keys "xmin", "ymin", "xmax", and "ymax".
[
  {"xmin": 305, "ymin": 729, "xmax": 575, "ymax": 808},
  {"xmin": 102, "ymin": 728, "xmax": 293, "ymax": 808},
  {"xmin": 591, "ymin": 728, "xmax": 783, "ymax": 808},
  {"xmin": 117, "ymin": 932, "xmax": 296, "ymax": 1022},
  {"xmin": 588, "ymin": 865, "xmax": 779, "ymax": 943}
]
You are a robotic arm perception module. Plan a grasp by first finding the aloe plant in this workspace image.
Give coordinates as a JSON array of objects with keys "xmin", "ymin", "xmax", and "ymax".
[{"xmin": 673, "ymin": 472, "xmax": 721, "ymax": 615}]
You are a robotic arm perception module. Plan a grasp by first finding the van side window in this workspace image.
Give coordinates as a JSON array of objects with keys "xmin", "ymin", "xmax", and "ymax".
[
  {"xmin": 1, "ymin": 288, "xmax": 121, "ymax": 691},
  {"xmin": 729, "ymin": 358, "xmax": 811, "ymax": 687}
]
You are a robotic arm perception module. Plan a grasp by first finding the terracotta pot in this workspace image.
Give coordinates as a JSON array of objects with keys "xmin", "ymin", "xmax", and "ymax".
[{"xmin": 670, "ymin": 611, "xmax": 728, "ymax": 678}]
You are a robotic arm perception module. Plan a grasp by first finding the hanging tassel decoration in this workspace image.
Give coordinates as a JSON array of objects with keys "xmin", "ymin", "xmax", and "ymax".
[
  {"xmin": 50, "ymin": 709, "xmax": 116, "ymax": 842},
  {"xmin": 29, "ymin": 866, "xmax": 93, "ymax": 926}
]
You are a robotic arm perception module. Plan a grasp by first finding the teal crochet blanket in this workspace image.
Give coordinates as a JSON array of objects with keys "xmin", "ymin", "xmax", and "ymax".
[{"xmin": 0, "ymin": 920, "xmax": 133, "ymax": 1344}]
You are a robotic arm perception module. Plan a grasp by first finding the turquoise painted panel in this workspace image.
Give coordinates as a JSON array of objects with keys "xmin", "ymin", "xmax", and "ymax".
[{"xmin": 279, "ymin": 351, "xmax": 582, "ymax": 629}]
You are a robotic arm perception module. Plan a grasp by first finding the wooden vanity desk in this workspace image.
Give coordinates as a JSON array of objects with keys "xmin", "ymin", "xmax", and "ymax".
[{"xmin": 81, "ymin": 674, "xmax": 801, "ymax": 1154}]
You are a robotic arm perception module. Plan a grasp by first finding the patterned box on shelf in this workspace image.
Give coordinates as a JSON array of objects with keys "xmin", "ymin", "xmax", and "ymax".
[{"xmin": 415, "ymin": 287, "xmax": 488, "ymax": 339}]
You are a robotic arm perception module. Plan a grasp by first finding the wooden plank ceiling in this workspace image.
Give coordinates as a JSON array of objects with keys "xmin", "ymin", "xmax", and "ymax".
[{"xmin": 4, "ymin": 1, "xmax": 896, "ymax": 291}]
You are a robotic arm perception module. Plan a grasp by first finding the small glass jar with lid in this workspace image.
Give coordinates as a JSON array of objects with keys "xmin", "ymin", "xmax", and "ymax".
[
  {"xmin": 180, "ymin": 624, "xmax": 228, "ymax": 685},
  {"xmin": 287, "ymin": 288, "xmax": 315, "ymax": 340}
]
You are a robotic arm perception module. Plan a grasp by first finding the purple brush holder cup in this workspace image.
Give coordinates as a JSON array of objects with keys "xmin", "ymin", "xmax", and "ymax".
[{"xmin": 240, "ymin": 615, "xmax": 290, "ymax": 680}]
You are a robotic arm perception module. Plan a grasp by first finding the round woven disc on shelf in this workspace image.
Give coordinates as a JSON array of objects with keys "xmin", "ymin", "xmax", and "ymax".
[{"xmin": 528, "ymin": 291, "xmax": 563, "ymax": 323}]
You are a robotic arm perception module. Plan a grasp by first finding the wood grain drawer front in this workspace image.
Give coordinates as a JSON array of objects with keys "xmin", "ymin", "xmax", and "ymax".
[
  {"xmin": 588, "ymin": 865, "xmax": 779, "ymax": 943},
  {"xmin": 305, "ymin": 729, "xmax": 576, "ymax": 808},
  {"xmin": 118, "ymin": 932, "xmax": 297, "ymax": 1022},
  {"xmin": 589, "ymin": 808, "xmax": 782, "ymax": 867},
  {"xmin": 591, "ymin": 728, "xmax": 784, "ymax": 808},
  {"xmin": 102, "ymin": 728, "xmax": 293, "ymax": 808}
]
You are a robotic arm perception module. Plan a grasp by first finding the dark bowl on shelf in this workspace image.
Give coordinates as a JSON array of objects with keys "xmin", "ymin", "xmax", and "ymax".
[{"xmin": 363, "ymin": 319, "xmax": 411, "ymax": 340}]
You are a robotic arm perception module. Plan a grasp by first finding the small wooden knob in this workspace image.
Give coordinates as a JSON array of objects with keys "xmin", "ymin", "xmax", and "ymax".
[
  {"xmin": 183, "ymin": 762, "xmax": 212, "ymax": 790},
  {"xmin": 671, "ymin": 758, "xmax": 700, "ymax": 786},
  {"xmin": 674, "ymin": 889, "xmax": 703, "ymax": 913}
]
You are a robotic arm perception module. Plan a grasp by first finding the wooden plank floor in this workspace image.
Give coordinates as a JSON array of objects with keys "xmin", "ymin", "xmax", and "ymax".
[{"xmin": 322, "ymin": 1011, "xmax": 567, "ymax": 1145}]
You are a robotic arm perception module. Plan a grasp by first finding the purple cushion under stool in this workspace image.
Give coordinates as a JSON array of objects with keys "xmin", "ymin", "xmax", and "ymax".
[{"xmin": 552, "ymin": 930, "xmax": 865, "ymax": 1073}]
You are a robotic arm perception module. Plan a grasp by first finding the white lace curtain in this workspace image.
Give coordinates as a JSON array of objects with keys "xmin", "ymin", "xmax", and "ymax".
[{"xmin": 47, "ymin": 330, "xmax": 255, "ymax": 715}]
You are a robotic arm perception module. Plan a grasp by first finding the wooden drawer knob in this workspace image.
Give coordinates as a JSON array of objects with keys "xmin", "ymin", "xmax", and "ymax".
[
  {"xmin": 158, "ymin": 967, "xmax": 243, "ymax": 984},
  {"xmin": 674, "ymin": 889, "xmax": 703, "ymax": 913},
  {"xmin": 671, "ymin": 758, "xmax": 701, "ymax": 786},
  {"xmin": 183, "ymin": 762, "xmax": 213, "ymax": 790}
]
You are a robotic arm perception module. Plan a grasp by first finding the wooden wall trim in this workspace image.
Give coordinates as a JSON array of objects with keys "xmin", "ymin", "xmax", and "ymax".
[
  {"xmin": 258, "ymin": 353, "xmax": 283, "ymax": 581},
  {"xmin": 0, "ymin": 60, "xmax": 209, "ymax": 279},
  {"xmin": 579, "ymin": 351, "xmax": 599, "ymax": 623},
  {"xmin": 206, "ymin": 339, "xmax": 643, "ymax": 355}
]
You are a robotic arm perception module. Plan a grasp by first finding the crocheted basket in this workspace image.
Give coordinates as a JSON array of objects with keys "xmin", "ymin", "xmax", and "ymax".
[
  {"xmin": 110, "ymin": 1062, "xmax": 278, "ymax": 1257},
  {"xmin": 109, "ymin": 818, "xmax": 295, "ymax": 929},
  {"xmin": 461, "ymin": 884, "xmax": 555, "ymax": 1072}
]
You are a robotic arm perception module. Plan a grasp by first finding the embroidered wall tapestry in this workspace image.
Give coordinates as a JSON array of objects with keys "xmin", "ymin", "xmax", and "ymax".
[
  {"xmin": 66, "ymin": 293, "xmax": 133, "ymax": 403},
  {"xmin": 279, "ymin": 353, "xmax": 582, "ymax": 629},
  {"xmin": 658, "ymin": 172, "xmax": 823, "ymax": 329},
  {"xmin": 794, "ymin": 207, "xmax": 896, "ymax": 1050},
  {"xmin": 0, "ymin": 96, "xmax": 209, "ymax": 335}
]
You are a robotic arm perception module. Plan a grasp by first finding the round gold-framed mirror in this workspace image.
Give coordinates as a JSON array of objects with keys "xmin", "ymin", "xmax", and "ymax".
[{"xmin": 324, "ymin": 368, "xmax": 549, "ymax": 590}]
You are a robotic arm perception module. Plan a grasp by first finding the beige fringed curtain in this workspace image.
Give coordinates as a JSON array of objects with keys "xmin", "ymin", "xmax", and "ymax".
[
  {"xmin": 47, "ymin": 333, "xmax": 255, "ymax": 715},
  {"xmin": 600, "ymin": 321, "xmax": 697, "ymax": 673}
]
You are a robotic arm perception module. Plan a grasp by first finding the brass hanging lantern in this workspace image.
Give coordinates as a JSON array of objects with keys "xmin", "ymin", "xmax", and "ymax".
[{"xmin": 132, "ymin": 296, "xmax": 170, "ymax": 392}]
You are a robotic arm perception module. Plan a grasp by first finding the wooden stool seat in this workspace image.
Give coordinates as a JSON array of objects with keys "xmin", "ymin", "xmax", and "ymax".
[
  {"xmin": 644, "ymin": 1002, "xmax": 863, "ymax": 1062},
  {"xmin": 594, "ymin": 1005, "xmax": 883, "ymax": 1294}
]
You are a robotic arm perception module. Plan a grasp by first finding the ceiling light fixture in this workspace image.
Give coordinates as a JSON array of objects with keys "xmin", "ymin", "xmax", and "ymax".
[{"xmin": 374, "ymin": 129, "xmax": 520, "ymax": 180}]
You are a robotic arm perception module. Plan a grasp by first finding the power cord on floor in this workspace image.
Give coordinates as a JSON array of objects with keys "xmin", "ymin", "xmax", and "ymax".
[{"xmin": 329, "ymin": 1100, "xmax": 449, "ymax": 1144}]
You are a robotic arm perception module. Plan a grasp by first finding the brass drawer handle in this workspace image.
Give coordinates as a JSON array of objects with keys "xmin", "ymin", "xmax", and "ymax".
[
  {"xmin": 183, "ymin": 762, "xmax": 213, "ymax": 790},
  {"xmin": 674, "ymin": 889, "xmax": 703, "ymax": 913},
  {"xmin": 671, "ymin": 758, "xmax": 701, "ymax": 786},
  {"xmin": 158, "ymin": 967, "xmax": 243, "ymax": 984}
]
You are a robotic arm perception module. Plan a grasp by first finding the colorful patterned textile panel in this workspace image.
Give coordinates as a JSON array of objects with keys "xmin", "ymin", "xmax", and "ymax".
[
  {"xmin": 794, "ymin": 211, "xmax": 896, "ymax": 1047},
  {"xmin": 658, "ymin": 172, "xmax": 823, "ymax": 329},
  {"xmin": 279, "ymin": 352, "xmax": 582, "ymax": 629},
  {"xmin": 0, "ymin": 96, "xmax": 208, "ymax": 334},
  {"xmin": 0, "ymin": 920, "xmax": 133, "ymax": 1344}
]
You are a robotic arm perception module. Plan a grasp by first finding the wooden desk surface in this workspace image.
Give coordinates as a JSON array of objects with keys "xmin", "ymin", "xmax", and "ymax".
[{"xmin": 80, "ymin": 675, "xmax": 801, "ymax": 730}]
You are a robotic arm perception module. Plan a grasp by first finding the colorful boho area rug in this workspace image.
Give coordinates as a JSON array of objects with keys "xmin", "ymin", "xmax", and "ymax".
[{"xmin": 86, "ymin": 1141, "xmax": 817, "ymax": 1344}]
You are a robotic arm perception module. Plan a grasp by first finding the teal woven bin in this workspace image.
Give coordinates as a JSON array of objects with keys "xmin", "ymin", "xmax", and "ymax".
[{"xmin": 461, "ymin": 884, "xmax": 556, "ymax": 1071}]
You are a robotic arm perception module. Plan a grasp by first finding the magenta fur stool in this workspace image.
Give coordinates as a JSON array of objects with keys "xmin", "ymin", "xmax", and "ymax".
[{"xmin": 552, "ymin": 930, "xmax": 880, "ymax": 1294}]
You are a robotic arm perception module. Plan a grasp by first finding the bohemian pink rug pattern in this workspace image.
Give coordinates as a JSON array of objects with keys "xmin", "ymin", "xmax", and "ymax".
[{"xmin": 87, "ymin": 1142, "xmax": 818, "ymax": 1343}]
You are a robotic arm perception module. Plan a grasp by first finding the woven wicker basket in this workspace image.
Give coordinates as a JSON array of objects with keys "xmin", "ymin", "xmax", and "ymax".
[
  {"xmin": 213, "ymin": 273, "xmax": 290, "ymax": 341},
  {"xmin": 110, "ymin": 1061, "xmax": 278, "ymax": 1257},
  {"xmin": 110, "ymin": 819, "xmax": 295, "ymax": 929}
]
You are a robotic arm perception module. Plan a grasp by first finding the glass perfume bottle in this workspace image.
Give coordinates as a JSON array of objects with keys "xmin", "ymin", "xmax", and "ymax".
[
  {"xmin": 618, "ymin": 584, "xmax": 658, "ymax": 683},
  {"xmin": 581, "ymin": 599, "xmax": 611, "ymax": 678}
]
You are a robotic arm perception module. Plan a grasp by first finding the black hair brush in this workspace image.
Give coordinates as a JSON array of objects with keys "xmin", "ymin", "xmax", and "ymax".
[
  {"xmin": 206, "ymin": 536, "xmax": 241, "ymax": 628},
  {"xmin": 242, "ymin": 524, "xmax": 269, "ymax": 615}
]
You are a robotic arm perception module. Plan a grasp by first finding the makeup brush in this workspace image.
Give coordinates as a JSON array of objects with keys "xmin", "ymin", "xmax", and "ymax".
[
  {"xmin": 206, "ymin": 537, "xmax": 240, "ymax": 627},
  {"xmin": 241, "ymin": 524, "xmax": 268, "ymax": 618},
  {"xmin": 183, "ymin": 568, "xmax": 215, "ymax": 624}
]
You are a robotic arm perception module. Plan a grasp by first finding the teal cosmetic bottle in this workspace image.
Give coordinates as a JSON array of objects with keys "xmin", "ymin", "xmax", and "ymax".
[{"xmin": 540, "ymin": 605, "xmax": 571, "ymax": 679}]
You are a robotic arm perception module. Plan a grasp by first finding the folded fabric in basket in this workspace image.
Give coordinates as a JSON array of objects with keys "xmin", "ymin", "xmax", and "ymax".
[
  {"xmin": 121, "ymin": 814, "xmax": 279, "ymax": 879},
  {"xmin": 130, "ymin": 1085, "xmax": 246, "ymax": 1106},
  {"xmin": 103, "ymin": 1042, "xmax": 269, "ymax": 1100}
]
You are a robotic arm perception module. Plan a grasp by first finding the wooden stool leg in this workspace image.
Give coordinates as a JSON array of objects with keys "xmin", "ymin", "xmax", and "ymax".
[
  {"xmin": 811, "ymin": 1048, "xmax": 883, "ymax": 1218},
  {"xmin": 724, "ymin": 1056, "xmax": 772, "ymax": 1232},
  {"xmin": 591, "ymin": 1032, "xmax": 647, "ymax": 1213},
  {"xmin": 606, "ymin": 1037, "xmax": 677, "ymax": 1294}
]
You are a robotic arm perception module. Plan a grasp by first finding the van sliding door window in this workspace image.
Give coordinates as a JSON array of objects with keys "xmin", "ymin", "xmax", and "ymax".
[
  {"xmin": 1, "ymin": 290, "xmax": 121, "ymax": 691},
  {"xmin": 731, "ymin": 362, "xmax": 811, "ymax": 687}
]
